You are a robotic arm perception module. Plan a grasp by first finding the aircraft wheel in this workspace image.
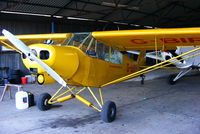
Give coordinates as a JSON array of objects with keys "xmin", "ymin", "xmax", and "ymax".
[
  {"xmin": 101, "ymin": 101, "xmax": 117, "ymax": 123},
  {"xmin": 168, "ymin": 74, "xmax": 177, "ymax": 85},
  {"xmin": 37, "ymin": 93, "xmax": 52, "ymax": 111}
]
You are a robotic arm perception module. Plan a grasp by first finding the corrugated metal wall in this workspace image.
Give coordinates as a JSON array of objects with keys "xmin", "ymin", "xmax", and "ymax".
[
  {"xmin": 0, "ymin": 52, "xmax": 20, "ymax": 69},
  {"xmin": 0, "ymin": 20, "xmax": 50, "ymax": 34},
  {"xmin": 0, "ymin": 51, "xmax": 29, "ymax": 78}
]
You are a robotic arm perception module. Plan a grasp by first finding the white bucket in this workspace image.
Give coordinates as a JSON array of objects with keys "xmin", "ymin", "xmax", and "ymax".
[{"xmin": 15, "ymin": 91, "xmax": 29, "ymax": 109}]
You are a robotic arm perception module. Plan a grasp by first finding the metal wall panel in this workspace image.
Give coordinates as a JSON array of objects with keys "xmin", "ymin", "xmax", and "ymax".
[
  {"xmin": 0, "ymin": 52, "xmax": 29, "ymax": 78},
  {"xmin": 0, "ymin": 20, "xmax": 51, "ymax": 34}
]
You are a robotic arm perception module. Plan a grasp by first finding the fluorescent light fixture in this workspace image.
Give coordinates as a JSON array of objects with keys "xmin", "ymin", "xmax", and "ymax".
[
  {"xmin": 1, "ymin": 10, "xmax": 50, "ymax": 17},
  {"xmin": 130, "ymin": 24, "xmax": 157, "ymax": 29},
  {"xmin": 144, "ymin": 25, "xmax": 153, "ymax": 28},
  {"xmin": 98, "ymin": 20, "xmax": 109, "ymax": 23},
  {"xmin": 131, "ymin": 24, "xmax": 141, "ymax": 27},
  {"xmin": 102, "ymin": 2, "xmax": 139, "ymax": 10},
  {"xmin": 114, "ymin": 22, "xmax": 128, "ymax": 25},
  {"xmin": 67, "ymin": 17, "xmax": 89, "ymax": 21},
  {"xmin": 0, "ymin": 10, "xmax": 63, "ymax": 18},
  {"xmin": 67, "ymin": 17, "xmax": 95, "ymax": 21},
  {"xmin": 53, "ymin": 15, "xmax": 63, "ymax": 18}
]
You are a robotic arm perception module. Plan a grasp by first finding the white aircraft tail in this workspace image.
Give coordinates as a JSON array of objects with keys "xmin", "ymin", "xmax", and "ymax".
[
  {"xmin": 175, "ymin": 47, "xmax": 200, "ymax": 68},
  {"xmin": 128, "ymin": 47, "xmax": 200, "ymax": 69}
]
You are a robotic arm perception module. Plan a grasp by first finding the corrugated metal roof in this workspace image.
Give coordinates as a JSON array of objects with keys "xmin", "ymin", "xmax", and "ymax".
[
  {"xmin": 10, "ymin": 3, "xmax": 58, "ymax": 14},
  {"xmin": 28, "ymin": 0, "xmax": 70, "ymax": 7},
  {"xmin": 0, "ymin": 0, "xmax": 200, "ymax": 28}
]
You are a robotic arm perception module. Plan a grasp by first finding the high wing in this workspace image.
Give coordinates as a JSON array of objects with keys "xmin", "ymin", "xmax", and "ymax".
[
  {"xmin": 0, "ymin": 33, "xmax": 72, "ymax": 50},
  {"xmin": 93, "ymin": 27, "xmax": 200, "ymax": 87},
  {"xmin": 92, "ymin": 27, "xmax": 200, "ymax": 51}
]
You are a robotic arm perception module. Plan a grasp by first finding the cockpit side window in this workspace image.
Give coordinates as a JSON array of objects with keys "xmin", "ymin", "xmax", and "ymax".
[
  {"xmin": 96, "ymin": 40, "xmax": 122, "ymax": 64},
  {"xmin": 85, "ymin": 38, "xmax": 97, "ymax": 57},
  {"xmin": 66, "ymin": 33, "xmax": 90, "ymax": 47},
  {"xmin": 65, "ymin": 33, "xmax": 122, "ymax": 64},
  {"xmin": 40, "ymin": 50, "xmax": 50, "ymax": 60}
]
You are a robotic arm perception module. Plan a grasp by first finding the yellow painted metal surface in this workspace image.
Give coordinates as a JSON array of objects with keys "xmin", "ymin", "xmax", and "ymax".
[
  {"xmin": 23, "ymin": 44, "xmax": 79, "ymax": 79},
  {"xmin": 57, "ymin": 94, "xmax": 74, "ymax": 102},
  {"xmin": 37, "ymin": 73, "xmax": 55, "ymax": 85},
  {"xmin": 21, "ymin": 40, "xmax": 139, "ymax": 86},
  {"xmin": 22, "ymin": 44, "xmax": 56, "ymax": 73},
  {"xmin": 92, "ymin": 27, "xmax": 200, "ymax": 50},
  {"xmin": 75, "ymin": 95, "xmax": 93, "ymax": 107},
  {"xmin": 0, "ymin": 33, "xmax": 72, "ymax": 49},
  {"xmin": 22, "ymin": 43, "xmax": 137, "ymax": 87},
  {"xmin": 67, "ymin": 47, "xmax": 138, "ymax": 87},
  {"xmin": 37, "ymin": 74, "xmax": 45, "ymax": 84}
]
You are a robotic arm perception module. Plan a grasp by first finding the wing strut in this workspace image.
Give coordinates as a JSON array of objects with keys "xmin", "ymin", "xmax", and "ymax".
[{"xmin": 101, "ymin": 47, "xmax": 200, "ymax": 87}]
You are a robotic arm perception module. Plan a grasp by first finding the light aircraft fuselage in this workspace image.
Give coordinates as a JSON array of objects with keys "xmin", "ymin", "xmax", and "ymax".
[{"xmin": 23, "ymin": 43, "xmax": 138, "ymax": 87}]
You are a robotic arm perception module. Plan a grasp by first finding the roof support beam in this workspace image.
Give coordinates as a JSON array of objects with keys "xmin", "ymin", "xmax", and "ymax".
[
  {"xmin": 120, "ymin": 0, "xmax": 144, "ymax": 23},
  {"xmin": 175, "ymin": 3, "xmax": 200, "ymax": 13},
  {"xmin": 53, "ymin": 0, "xmax": 73, "ymax": 15},
  {"xmin": 77, "ymin": 0, "xmax": 174, "ymax": 21},
  {"xmin": 132, "ymin": 1, "xmax": 179, "ymax": 24},
  {"xmin": 160, "ymin": 2, "xmax": 200, "ymax": 26},
  {"xmin": 0, "ymin": 0, "xmax": 29, "ymax": 11}
]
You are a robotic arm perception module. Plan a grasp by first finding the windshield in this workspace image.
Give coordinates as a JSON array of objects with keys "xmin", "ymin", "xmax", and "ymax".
[
  {"xmin": 66, "ymin": 32, "xmax": 122, "ymax": 64},
  {"xmin": 66, "ymin": 33, "xmax": 90, "ymax": 46}
]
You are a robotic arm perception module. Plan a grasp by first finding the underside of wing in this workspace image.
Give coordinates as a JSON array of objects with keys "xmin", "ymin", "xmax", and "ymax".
[{"xmin": 92, "ymin": 27, "xmax": 200, "ymax": 51}]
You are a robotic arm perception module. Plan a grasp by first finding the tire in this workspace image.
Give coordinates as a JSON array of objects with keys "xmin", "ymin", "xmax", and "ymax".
[
  {"xmin": 37, "ymin": 93, "xmax": 52, "ymax": 111},
  {"xmin": 101, "ymin": 101, "xmax": 117, "ymax": 123},
  {"xmin": 168, "ymin": 74, "xmax": 177, "ymax": 85}
]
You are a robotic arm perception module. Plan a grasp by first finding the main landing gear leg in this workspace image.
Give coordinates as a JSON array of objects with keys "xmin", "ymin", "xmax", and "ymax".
[
  {"xmin": 140, "ymin": 74, "xmax": 145, "ymax": 85},
  {"xmin": 168, "ymin": 67, "xmax": 192, "ymax": 85},
  {"xmin": 37, "ymin": 86, "xmax": 117, "ymax": 123}
]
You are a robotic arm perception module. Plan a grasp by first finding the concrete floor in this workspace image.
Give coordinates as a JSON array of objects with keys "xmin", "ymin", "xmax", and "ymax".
[{"xmin": 0, "ymin": 73, "xmax": 200, "ymax": 134}]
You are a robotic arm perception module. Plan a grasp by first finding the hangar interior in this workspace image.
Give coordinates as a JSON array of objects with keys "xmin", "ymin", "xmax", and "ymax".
[
  {"xmin": 0, "ymin": 0, "xmax": 200, "ymax": 134},
  {"xmin": 1, "ymin": 0, "xmax": 200, "ymax": 76}
]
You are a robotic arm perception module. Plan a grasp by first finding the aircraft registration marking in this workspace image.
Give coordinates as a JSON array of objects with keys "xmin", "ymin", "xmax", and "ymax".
[{"xmin": 130, "ymin": 37, "xmax": 200, "ymax": 44}]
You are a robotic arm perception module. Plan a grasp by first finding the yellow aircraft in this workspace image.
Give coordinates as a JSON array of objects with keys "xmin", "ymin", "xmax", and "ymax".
[{"xmin": 1, "ymin": 28, "xmax": 200, "ymax": 122}]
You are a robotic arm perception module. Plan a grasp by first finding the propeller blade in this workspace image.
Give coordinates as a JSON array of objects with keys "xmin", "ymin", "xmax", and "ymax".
[{"xmin": 2, "ymin": 29, "xmax": 67, "ymax": 87}]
